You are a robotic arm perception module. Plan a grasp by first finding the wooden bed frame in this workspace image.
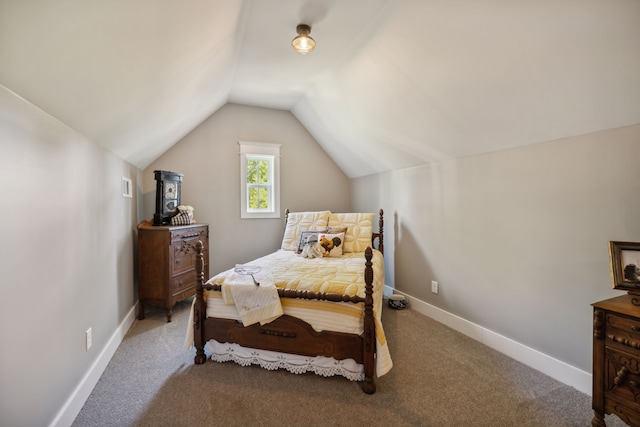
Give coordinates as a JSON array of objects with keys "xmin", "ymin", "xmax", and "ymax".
[{"xmin": 192, "ymin": 209, "xmax": 384, "ymax": 394}]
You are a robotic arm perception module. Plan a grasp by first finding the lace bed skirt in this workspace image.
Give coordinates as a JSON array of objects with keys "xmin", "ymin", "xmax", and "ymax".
[{"xmin": 208, "ymin": 340, "xmax": 365, "ymax": 381}]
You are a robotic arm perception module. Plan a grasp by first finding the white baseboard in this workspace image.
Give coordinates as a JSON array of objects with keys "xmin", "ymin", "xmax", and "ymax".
[
  {"xmin": 50, "ymin": 304, "xmax": 137, "ymax": 427},
  {"xmin": 390, "ymin": 290, "xmax": 592, "ymax": 395},
  {"xmin": 50, "ymin": 288, "xmax": 592, "ymax": 427}
]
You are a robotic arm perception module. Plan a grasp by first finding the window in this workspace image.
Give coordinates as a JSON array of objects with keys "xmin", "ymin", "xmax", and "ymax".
[{"xmin": 239, "ymin": 141, "xmax": 281, "ymax": 219}]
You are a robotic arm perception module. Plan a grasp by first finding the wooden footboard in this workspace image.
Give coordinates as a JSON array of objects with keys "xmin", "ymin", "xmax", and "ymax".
[
  {"xmin": 192, "ymin": 209, "xmax": 383, "ymax": 394},
  {"xmin": 200, "ymin": 315, "xmax": 365, "ymax": 363}
]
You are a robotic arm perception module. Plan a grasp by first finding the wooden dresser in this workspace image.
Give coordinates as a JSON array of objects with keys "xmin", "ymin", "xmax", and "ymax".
[
  {"xmin": 137, "ymin": 223, "xmax": 209, "ymax": 322},
  {"xmin": 592, "ymin": 294, "xmax": 640, "ymax": 426}
]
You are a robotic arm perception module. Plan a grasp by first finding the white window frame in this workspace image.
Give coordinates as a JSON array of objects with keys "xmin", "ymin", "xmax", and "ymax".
[{"xmin": 239, "ymin": 141, "xmax": 281, "ymax": 219}]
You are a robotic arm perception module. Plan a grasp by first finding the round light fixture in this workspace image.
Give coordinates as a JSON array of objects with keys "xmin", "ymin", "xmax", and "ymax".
[{"xmin": 292, "ymin": 24, "xmax": 316, "ymax": 55}]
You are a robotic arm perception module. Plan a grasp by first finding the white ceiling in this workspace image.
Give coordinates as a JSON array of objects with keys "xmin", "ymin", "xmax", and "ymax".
[{"xmin": 1, "ymin": 0, "xmax": 639, "ymax": 178}]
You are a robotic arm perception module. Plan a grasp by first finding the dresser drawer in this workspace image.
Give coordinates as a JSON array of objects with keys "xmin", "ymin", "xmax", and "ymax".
[
  {"xmin": 170, "ymin": 225, "xmax": 208, "ymax": 242},
  {"xmin": 604, "ymin": 346, "xmax": 640, "ymax": 405},
  {"xmin": 171, "ymin": 270, "xmax": 197, "ymax": 295},
  {"xmin": 172, "ymin": 239, "xmax": 207, "ymax": 275},
  {"xmin": 606, "ymin": 312, "xmax": 640, "ymax": 351}
]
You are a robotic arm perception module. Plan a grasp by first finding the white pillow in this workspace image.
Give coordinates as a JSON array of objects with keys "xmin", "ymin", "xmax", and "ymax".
[
  {"xmin": 327, "ymin": 213, "xmax": 374, "ymax": 253},
  {"xmin": 281, "ymin": 211, "xmax": 331, "ymax": 251}
]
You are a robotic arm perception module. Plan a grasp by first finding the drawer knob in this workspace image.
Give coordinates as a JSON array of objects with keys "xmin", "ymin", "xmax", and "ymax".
[
  {"xmin": 632, "ymin": 326, "xmax": 639, "ymax": 332},
  {"xmin": 631, "ymin": 380, "xmax": 639, "ymax": 388},
  {"xmin": 614, "ymin": 366, "xmax": 629, "ymax": 385}
]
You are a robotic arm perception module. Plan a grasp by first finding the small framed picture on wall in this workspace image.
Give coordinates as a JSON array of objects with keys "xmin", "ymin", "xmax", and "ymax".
[{"xmin": 122, "ymin": 176, "xmax": 133, "ymax": 198}]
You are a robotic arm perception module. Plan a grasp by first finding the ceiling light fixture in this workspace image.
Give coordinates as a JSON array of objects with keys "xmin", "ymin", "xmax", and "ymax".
[{"xmin": 291, "ymin": 24, "xmax": 316, "ymax": 55}]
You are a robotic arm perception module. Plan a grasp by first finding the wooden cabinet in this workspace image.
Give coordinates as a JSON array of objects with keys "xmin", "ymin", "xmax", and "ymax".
[
  {"xmin": 592, "ymin": 294, "xmax": 640, "ymax": 426},
  {"xmin": 137, "ymin": 223, "xmax": 209, "ymax": 322}
]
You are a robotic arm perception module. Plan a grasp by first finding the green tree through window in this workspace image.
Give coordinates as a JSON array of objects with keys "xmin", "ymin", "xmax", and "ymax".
[
  {"xmin": 239, "ymin": 141, "xmax": 281, "ymax": 219},
  {"xmin": 247, "ymin": 157, "xmax": 271, "ymax": 209}
]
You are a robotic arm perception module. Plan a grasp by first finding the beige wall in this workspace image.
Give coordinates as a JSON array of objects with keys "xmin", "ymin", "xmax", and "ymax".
[
  {"xmin": 0, "ymin": 99, "xmax": 348, "ymax": 426},
  {"xmin": 143, "ymin": 103, "xmax": 351, "ymax": 274},
  {"xmin": 3, "ymin": 84, "xmax": 636, "ymax": 425},
  {"xmin": 351, "ymin": 124, "xmax": 640, "ymax": 372},
  {"xmin": 0, "ymin": 86, "xmax": 140, "ymax": 426}
]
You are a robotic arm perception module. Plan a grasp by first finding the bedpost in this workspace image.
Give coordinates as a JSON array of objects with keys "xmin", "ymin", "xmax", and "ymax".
[
  {"xmin": 362, "ymin": 246, "xmax": 377, "ymax": 394},
  {"xmin": 194, "ymin": 241, "xmax": 207, "ymax": 364},
  {"xmin": 378, "ymin": 209, "xmax": 384, "ymax": 254}
]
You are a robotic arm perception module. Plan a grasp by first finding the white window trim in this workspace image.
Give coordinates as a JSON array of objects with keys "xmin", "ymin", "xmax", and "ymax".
[{"xmin": 239, "ymin": 141, "xmax": 281, "ymax": 219}]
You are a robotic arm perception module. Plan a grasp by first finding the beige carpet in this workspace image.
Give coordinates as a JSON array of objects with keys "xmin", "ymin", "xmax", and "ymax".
[{"xmin": 72, "ymin": 298, "xmax": 626, "ymax": 427}]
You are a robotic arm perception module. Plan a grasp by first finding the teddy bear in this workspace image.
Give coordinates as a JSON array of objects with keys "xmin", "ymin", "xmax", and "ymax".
[{"xmin": 300, "ymin": 233, "xmax": 322, "ymax": 258}]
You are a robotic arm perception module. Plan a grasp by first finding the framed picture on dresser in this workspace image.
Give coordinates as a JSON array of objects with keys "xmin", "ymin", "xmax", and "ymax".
[{"xmin": 609, "ymin": 241, "xmax": 640, "ymax": 291}]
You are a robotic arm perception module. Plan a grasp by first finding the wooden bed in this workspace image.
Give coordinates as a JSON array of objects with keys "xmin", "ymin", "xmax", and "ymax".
[{"xmin": 191, "ymin": 209, "xmax": 387, "ymax": 394}]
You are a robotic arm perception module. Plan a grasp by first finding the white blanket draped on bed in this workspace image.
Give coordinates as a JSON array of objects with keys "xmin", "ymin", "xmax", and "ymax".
[
  {"xmin": 185, "ymin": 249, "xmax": 393, "ymax": 379},
  {"xmin": 217, "ymin": 267, "xmax": 283, "ymax": 326}
]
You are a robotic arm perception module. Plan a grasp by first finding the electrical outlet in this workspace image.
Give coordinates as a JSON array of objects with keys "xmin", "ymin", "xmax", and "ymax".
[
  {"xmin": 431, "ymin": 280, "xmax": 438, "ymax": 294},
  {"xmin": 86, "ymin": 328, "xmax": 92, "ymax": 351}
]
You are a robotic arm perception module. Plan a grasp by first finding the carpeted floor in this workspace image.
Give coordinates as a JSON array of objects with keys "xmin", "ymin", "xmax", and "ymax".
[{"xmin": 72, "ymin": 298, "xmax": 627, "ymax": 426}]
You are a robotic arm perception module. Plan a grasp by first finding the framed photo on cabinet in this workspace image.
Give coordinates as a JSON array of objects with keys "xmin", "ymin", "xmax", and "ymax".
[{"xmin": 609, "ymin": 241, "xmax": 640, "ymax": 291}]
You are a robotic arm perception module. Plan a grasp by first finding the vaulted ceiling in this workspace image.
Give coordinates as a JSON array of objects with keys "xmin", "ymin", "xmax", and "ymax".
[{"xmin": 1, "ymin": 0, "xmax": 639, "ymax": 178}]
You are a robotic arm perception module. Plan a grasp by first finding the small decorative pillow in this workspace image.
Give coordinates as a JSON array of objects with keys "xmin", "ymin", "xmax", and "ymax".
[
  {"xmin": 297, "ymin": 230, "xmax": 321, "ymax": 254},
  {"xmin": 177, "ymin": 205, "xmax": 195, "ymax": 224},
  {"xmin": 170, "ymin": 212, "xmax": 191, "ymax": 225},
  {"xmin": 318, "ymin": 232, "xmax": 345, "ymax": 257}
]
